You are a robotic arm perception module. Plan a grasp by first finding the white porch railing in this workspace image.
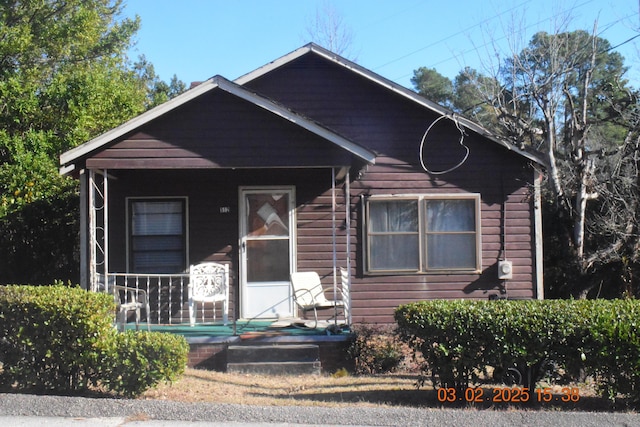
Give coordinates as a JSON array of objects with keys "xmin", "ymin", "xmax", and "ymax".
[
  {"xmin": 99, "ymin": 270, "xmax": 351, "ymax": 326},
  {"xmin": 102, "ymin": 273, "xmax": 190, "ymax": 325}
]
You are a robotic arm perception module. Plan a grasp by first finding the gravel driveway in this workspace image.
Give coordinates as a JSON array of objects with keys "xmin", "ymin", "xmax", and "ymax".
[{"xmin": 1, "ymin": 393, "xmax": 640, "ymax": 426}]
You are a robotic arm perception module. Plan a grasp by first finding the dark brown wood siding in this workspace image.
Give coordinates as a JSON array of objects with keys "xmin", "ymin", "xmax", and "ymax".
[
  {"xmin": 86, "ymin": 90, "xmax": 353, "ymax": 169},
  {"xmin": 299, "ymin": 153, "xmax": 536, "ymax": 324},
  {"xmin": 91, "ymin": 51, "xmax": 539, "ymax": 325},
  {"xmin": 245, "ymin": 53, "xmax": 539, "ymax": 324},
  {"xmin": 106, "ymin": 168, "xmax": 341, "ymax": 322}
]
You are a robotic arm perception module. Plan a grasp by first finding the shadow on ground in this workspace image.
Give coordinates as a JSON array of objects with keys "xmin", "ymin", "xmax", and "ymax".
[{"xmin": 252, "ymin": 386, "xmax": 628, "ymax": 412}]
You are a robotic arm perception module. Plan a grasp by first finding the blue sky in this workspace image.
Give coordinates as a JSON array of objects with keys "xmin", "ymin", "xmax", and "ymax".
[{"xmin": 122, "ymin": 0, "xmax": 640, "ymax": 89}]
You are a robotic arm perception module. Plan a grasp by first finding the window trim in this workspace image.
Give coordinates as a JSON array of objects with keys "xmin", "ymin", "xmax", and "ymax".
[
  {"xmin": 126, "ymin": 196, "xmax": 189, "ymax": 274},
  {"xmin": 364, "ymin": 193, "xmax": 482, "ymax": 275}
]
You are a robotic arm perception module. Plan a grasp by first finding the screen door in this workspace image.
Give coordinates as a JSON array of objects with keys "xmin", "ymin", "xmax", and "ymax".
[{"xmin": 239, "ymin": 187, "xmax": 295, "ymax": 318}]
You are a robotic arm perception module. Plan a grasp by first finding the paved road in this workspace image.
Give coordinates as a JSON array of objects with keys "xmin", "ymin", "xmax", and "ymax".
[
  {"xmin": 1, "ymin": 419, "xmax": 331, "ymax": 427},
  {"xmin": 1, "ymin": 393, "xmax": 640, "ymax": 426}
]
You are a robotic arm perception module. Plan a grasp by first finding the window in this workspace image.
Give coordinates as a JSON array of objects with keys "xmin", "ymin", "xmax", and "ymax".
[
  {"xmin": 368, "ymin": 199, "xmax": 420, "ymax": 271},
  {"xmin": 129, "ymin": 199, "xmax": 186, "ymax": 273},
  {"xmin": 365, "ymin": 195, "xmax": 480, "ymax": 273}
]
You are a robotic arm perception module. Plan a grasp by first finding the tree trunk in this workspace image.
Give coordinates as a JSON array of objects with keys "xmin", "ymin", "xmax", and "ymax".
[
  {"xmin": 574, "ymin": 159, "xmax": 597, "ymax": 259},
  {"xmin": 544, "ymin": 111, "xmax": 565, "ymax": 203}
]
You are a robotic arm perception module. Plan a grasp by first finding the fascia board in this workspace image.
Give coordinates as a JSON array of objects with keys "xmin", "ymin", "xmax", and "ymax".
[
  {"xmin": 59, "ymin": 72, "xmax": 376, "ymax": 173},
  {"xmin": 215, "ymin": 77, "xmax": 376, "ymax": 164},
  {"xmin": 238, "ymin": 43, "xmax": 545, "ymax": 167},
  {"xmin": 59, "ymin": 79, "xmax": 220, "ymax": 168}
]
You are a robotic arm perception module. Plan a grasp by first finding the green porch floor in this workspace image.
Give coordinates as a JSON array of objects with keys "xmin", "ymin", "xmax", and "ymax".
[
  {"xmin": 123, "ymin": 320, "xmax": 351, "ymax": 341},
  {"xmin": 122, "ymin": 320, "xmax": 353, "ymax": 372}
]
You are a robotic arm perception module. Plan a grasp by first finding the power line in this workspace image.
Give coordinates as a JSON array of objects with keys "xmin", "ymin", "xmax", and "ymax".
[
  {"xmin": 390, "ymin": 3, "xmax": 636, "ymax": 84},
  {"xmin": 427, "ymin": 3, "xmax": 619, "ymax": 69},
  {"xmin": 606, "ymin": 33, "xmax": 640, "ymax": 52},
  {"xmin": 373, "ymin": 0, "xmax": 532, "ymax": 71}
]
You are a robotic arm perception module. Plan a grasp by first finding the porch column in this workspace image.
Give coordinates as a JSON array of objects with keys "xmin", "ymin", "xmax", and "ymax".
[
  {"xmin": 103, "ymin": 169, "xmax": 109, "ymax": 284},
  {"xmin": 79, "ymin": 170, "xmax": 88, "ymax": 290},
  {"xmin": 88, "ymin": 169, "xmax": 109, "ymax": 292},
  {"xmin": 344, "ymin": 170, "xmax": 352, "ymax": 325},
  {"xmin": 332, "ymin": 166, "xmax": 353, "ymax": 326},
  {"xmin": 331, "ymin": 167, "xmax": 338, "ymax": 321},
  {"xmin": 88, "ymin": 169, "xmax": 96, "ymax": 291}
]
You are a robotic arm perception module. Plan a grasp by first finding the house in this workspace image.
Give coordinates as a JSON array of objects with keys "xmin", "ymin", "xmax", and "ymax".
[{"xmin": 60, "ymin": 43, "xmax": 544, "ymax": 327}]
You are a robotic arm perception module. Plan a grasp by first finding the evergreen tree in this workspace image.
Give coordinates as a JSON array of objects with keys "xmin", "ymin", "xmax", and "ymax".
[{"xmin": 0, "ymin": 0, "xmax": 184, "ymax": 284}]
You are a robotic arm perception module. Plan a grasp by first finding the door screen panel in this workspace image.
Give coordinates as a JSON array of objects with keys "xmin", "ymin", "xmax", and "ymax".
[
  {"xmin": 246, "ymin": 240, "xmax": 290, "ymax": 282},
  {"xmin": 240, "ymin": 189, "xmax": 294, "ymax": 318}
]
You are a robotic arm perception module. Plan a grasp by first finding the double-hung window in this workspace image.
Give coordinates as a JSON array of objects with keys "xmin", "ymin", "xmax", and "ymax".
[
  {"xmin": 128, "ymin": 198, "xmax": 186, "ymax": 274},
  {"xmin": 365, "ymin": 194, "xmax": 481, "ymax": 273}
]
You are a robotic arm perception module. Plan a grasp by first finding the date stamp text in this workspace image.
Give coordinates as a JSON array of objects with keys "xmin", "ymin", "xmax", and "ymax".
[{"xmin": 436, "ymin": 387, "xmax": 581, "ymax": 404}]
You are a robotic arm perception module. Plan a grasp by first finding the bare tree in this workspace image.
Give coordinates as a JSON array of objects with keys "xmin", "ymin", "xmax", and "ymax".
[
  {"xmin": 582, "ymin": 91, "xmax": 640, "ymax": 296},
  {"xmin": 458, "ymin": 20, "xmax": 637, "ymax": 296},
  {"xmin": 304, "ymin": 1, "xmax": 356, "ymax": 58}
]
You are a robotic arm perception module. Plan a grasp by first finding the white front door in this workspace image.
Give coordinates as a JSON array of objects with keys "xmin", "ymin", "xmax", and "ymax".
[{"xmin": 239, "ymin": 187, "xmax": 295, "ymax": 319}]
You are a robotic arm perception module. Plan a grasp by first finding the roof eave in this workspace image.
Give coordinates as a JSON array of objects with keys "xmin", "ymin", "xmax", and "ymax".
[
  {"xmin": 59, "ymin": 79, "xmax": 220, "ymax": 170},
  {"xmin": 236, "ymin": 43, "xmax": 545, "ymax": 167},
  {"xmin": 59, "ymin": 72, "xmax": 376, "ymax": 174},
  {"xmin": 215, "ymin": 77, "xmax": 376, "ymax": 165}
]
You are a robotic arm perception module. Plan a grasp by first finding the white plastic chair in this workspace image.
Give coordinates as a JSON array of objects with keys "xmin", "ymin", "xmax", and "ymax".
[
  {"xmin": 290, "ymin": 271, "xmax": 344, "ymax": 328},
  {"xmin": 98, "ymin": 274, "xmax": 150, "ymax": 331},
  {"xmin": 188, "ymin": 262, "xmax": 229, "ymax": 326},
  {"xmin": 114, "ymin": 285, "xmax": 151, "ymax": 332}
]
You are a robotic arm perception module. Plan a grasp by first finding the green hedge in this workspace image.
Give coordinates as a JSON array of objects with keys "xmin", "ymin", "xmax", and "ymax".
[
  {"xmin": 0, "ymin": 285, "xmax": 188, "ymax": 397},
  {"xmin": 0, "ymin": 284, "xmax": 114, "ymax": 391},
  {"xmin": 100, "ymin": 330, "xmax": 189, "ymax": 398},
  {"xmin": 395, "ymin": 299, "xmax": 640, "ymax": 404},
  {"xmin": 582, "ymin": 299, "xmax": 640, "ymax": 402}
]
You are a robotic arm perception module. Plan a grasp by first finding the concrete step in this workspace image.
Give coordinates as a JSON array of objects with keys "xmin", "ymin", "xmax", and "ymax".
[
  {"xmin": 226, "ymin": 344, "xmax": 321, "ymax": 375},
  {"xmin": 226, "ymin": 360, "xmax": 322, "ymax": 375},
  {"xmin": 227, "ymin": 344, "xmax": 320, "ymax": 363}
]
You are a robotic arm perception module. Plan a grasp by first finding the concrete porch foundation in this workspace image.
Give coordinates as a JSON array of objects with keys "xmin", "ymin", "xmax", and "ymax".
[{"xmin": 186, "ymin": 334, "xmax": 354, "ymax": 374}]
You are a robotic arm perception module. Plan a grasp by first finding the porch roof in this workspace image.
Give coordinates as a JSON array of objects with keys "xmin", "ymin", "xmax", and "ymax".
[{"xmin": 59, "ymin": 75, "xmax": 376, "ymax": 175}]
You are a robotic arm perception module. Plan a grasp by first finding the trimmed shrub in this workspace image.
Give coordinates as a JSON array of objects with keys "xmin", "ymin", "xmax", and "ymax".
[
  {"xmin": 0, "ymin": 285, "xmax": 189, "ymax": 397},
  {"xmin": 100, "ymin": 330, "xmax": 189, "ymax": 398},
  {"xmin": 478, "ymin": 300, "xmax": 587, "ymax": 388},
  {"xmin": 581, "ymin": 299, "xmax": 640, "ymax": 403},
  {"xmin": 395, "ymin": 300, "xmax": 496, "ymax": 392},
  {"xmin": 0, "ymin": 284, "xmax": 114, "ymax": 392},
  {"xmin": 395, "ymin": 299, "xmax": 640, "ymax": 404}
]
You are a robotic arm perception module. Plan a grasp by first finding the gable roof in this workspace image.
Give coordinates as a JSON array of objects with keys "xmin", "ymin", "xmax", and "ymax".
[
  {"xmin": 236, "ymin": 43, "xmax": 545, "ymax": 166},
  {"xmin": 61, "ymin": 43, "xmax": 544, "ymax": 174},
  {"xmin": 59, "ymin": 74, "xmax": 376, "ymax": 174}
]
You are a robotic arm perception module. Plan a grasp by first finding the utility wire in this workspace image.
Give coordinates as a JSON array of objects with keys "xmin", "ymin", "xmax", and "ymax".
[
  {"xmin": 373, "ymin": 0, "xmax": 531, "ymax": 71},
  {"xmin": 606, "ymin": 33, "xmax": 640, "ymax": 52},
  {"xmin": 391, "ymin": 7, "xmax": 636, "ymax": 83}
]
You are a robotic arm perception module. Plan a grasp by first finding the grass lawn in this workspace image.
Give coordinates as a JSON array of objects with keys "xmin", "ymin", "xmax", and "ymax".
[{"xmin": 140, "ymin": 368, "xmax": 626, "ymax": 411}]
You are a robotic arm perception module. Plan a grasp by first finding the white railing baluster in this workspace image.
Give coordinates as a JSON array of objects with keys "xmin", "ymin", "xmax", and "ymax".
[
  {"xmin": 156, "ymin": 275, "xmax": 161, "ymax": 324},
  {"xmin": 144, "ymin": 276, "xmax": 150, "ymax": 324},
  {"xmin": 168, "ymin": 276, "xmax": 173, "ymax": 325},
  {"xmin": 180, "ymin": 276, "xmax": 185, "ymax": 324},
  {"xmin": 98, "ymin": 273, "xmax": 189, "ymax": 326}
]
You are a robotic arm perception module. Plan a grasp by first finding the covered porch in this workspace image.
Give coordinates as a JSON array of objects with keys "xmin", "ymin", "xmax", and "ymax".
[
  {"xmin": 84, "ymin": 167, "xmax": 356, "ymax": 332},
  {"xmin": 58, "ymin": 75, "xmax": 378, "ymax": 333}
]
